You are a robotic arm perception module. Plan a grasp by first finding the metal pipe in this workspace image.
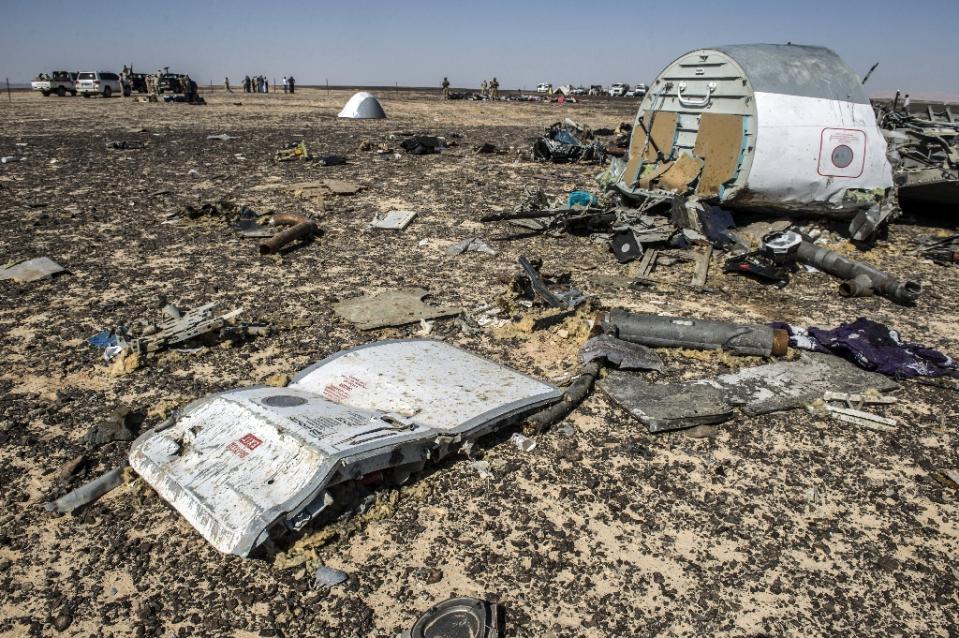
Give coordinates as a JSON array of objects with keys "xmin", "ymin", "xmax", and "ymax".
[
  {"xmin": 524, "ymin": 362, "xmax": 600, "ymax": 434},
  {"xmin": 259, "ymin": 214, "xmax": 316, "ymax": 255},
  {"xmin": 271, "ymin": 213, "xmax": 311, "ymax": 226},
  {"xmin": 794, "ymin": 241, "xmax": 921, "ymax": 304},
  {"xmin": 44, "ymin": 465, "xmax": 126, "ymax": 513},
  {"xmin": 601, "ymin": 310, "xmax": 789, "ymax": 357}
]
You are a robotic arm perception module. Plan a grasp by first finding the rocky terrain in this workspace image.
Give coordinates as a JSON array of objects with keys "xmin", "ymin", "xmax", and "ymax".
[{"xmin": 1, "ymin": 88, "xmax": 957, "ymax": 637}]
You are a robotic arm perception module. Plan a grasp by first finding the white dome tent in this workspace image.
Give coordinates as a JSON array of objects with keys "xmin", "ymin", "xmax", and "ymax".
[{"xmin": 338, "ymin": 91, "xmax": 386, "ymax": 119}]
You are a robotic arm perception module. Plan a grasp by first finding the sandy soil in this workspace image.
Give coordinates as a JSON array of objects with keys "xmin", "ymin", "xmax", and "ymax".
[{"xmin": 1, "ymin": 88, "xmax": 958, "ymax": 637}]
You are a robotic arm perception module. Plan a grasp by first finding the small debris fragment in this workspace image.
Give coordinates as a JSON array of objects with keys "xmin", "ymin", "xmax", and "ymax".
[
  {"xmin": 580, "ymin": 335, "xmax": 665, "ymax": 372},
  {"xmin": 510, "ymin": 432, "xmax": 536, "ymax": 452},
  {"xmin": 370, "ymin": 210, "xmax": 417, "ymax": 230},
  {"xmin": 447, "ymin": 237, "xmax": 497, "ymax": 256},
  {"xmin": 472, "ymin": 460, "xmax": 493, "ymax": 479},
  {"xmin": 312, "ymin": 566, "xmax": 348, "ymax": 589},
  {"xmin": 83, "ymin": 408, "xmax": 136, "ymax": 447}
]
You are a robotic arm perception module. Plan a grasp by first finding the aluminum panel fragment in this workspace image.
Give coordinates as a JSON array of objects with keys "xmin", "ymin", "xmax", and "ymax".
[
  {"xmin": 0, "ymin": 257, "xmax": 66, "ymax": 283},
  {"xmin": 601, "ymin": 352, "xmax": 898, "ymax": 432},
  {"xmin": 130, "ymin": 340, "xmax": 559, "ymax": 556},
  {"xmin": 619, "ymin": 43, "xmax": 893, "ymax": 212}
]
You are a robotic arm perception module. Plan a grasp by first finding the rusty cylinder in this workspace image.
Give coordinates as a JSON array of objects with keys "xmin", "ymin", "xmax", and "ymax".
[{"xmin": 258, "ymin": 214, "xmax": 316, "ymax": 255}]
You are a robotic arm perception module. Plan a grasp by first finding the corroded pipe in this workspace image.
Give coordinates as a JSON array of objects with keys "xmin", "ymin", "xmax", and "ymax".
[
  {"xmin": 259, "ymin": 214, "xmax": 317, "ymax": 255},
  {"xmin": 794, "ymin": 240, "xmax": 921, "ymax": 305}
]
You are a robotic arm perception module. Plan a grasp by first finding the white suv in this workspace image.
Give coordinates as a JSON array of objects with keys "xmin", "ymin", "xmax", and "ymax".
[
  {"xmin": 536, "ymin": 83, "xmax": 552, "ymax": 93},
  {"xmin": 76, "ymin": 71, "xmax": 122, "ymax": 98},
  {"xmin": 609, "ymin": 83, "xmax": 629, "ymax": 97}
]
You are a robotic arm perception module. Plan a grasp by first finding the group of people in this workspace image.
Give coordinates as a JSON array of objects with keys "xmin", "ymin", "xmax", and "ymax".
[
  {"xmin": 440, "ymin": 76, "xmax": 500, "ymax": 100},
  {"xmin": 480, "ymin": 77, "xmax": 500, "ymax": 99},
  {"xmin": 239, "ymin": 75, "xmax": 296, "ymax": 94}
]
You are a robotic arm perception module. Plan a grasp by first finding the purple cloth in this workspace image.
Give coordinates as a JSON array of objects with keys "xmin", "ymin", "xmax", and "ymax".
[{"xmin": 771, "ymin": 318, "xmax": 956, "ymax": 378}]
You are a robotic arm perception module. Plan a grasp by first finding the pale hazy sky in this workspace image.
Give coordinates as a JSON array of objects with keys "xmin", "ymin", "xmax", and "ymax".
[{"xmin": 3, "ymin": 0, "xmax": 958, "ymax": 97}]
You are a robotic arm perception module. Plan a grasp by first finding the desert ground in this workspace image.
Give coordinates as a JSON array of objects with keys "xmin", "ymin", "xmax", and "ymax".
[{"xmin": 1, "ymin": 88, "xmax": 957, "ymax": 637}]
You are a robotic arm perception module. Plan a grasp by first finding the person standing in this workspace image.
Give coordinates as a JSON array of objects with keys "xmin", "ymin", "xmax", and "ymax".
[
  {"xmin": 287, "ymin": 75, "xmax": 295, "ymax": 94},
  {"xmin": 264, "ymin": 77, "xmax": 269, "ymax": 93},
  {"xmin": 181, "ymin": 73, "xmax": 194, "ymax": 100},
  {"xmin": 282, "ymin": 76, "xmax": 288, "ymax": 93},
  {"xmin": 225, "ymin": 77, "xmax": 232, "ymax": 92},
  {"xmin": 903, "ymin": 94, "xmax": 911, "ymax": 112},
  {"xmin": 145, "ymin": 74, "xmax": 157, "ymax": 101},
  {"xmin": 490, "ymin": 77, "xmax": 499, "ymax": 99},
  {"xmin": 480, "ymin": 79, "xmax": 488, "ymax": 98},
  {"xmin": 441, "ymin": 76, "xmax": 450, "ymax": 100}
]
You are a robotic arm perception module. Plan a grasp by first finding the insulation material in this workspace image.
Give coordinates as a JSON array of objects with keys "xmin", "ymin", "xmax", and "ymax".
[
  {"xmin": 624, "ymin": 112, "xmax": 677, "ymax": 186},
  {"xmin": 658, "ymin": 152, "xmax": 703, "ymax": 192},
  {"xmin": 129, "ymin": 340, "xmax": 561, "ymax": 556},
  {"xmin": 638, "ymin": 161, "xmax": 674, "ymax": 190},
  {"xmin": 694, "ymin": 113, "xmax": 744, "ymax": 196}
]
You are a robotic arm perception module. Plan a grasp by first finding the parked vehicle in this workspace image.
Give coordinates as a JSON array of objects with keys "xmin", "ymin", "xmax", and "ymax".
[
  {"xmin": 588, "ymin": 85, "xmax": 604, "ymax": 96},
  {"xmin": 127, "ymin": 73, "xmax": 150, "ymax": 94},
  {"xmin": 158, "ymin": 73, "xmax": 188, "ymax": 94},
  {"xmin": 570, "ymin": 86, "xmax": 587, "ymax": 95},
  {"xmin": 609, "ymin": 82, "xmax": 629, "ymax": 97},
  {"xmin": 31, "ymin": 71, "xmax": 77, "ymax": 97},
  {"xmin": 626, "ymin": 83, "xmax": 648, "ymax": 98},
  {"xmin": 536, "ymin": 82, "xmax": 552, "ymax": 93},
  {"xmin": 75, "ymin": 71, "xmax": 122, "ymax": 98}
]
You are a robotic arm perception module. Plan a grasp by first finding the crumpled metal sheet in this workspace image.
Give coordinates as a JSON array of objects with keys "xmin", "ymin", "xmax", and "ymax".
[
  {"xmin": 447, "ymin": 237, "xmax": 497, "ymax": 256},
  {"xmin": 332, "ymin": 288, "xmax": 462, "ymax": 330},
  {"xmin": 601, "ymin": 352, "xmax": 898, "ymax": 432},
  {"xmin": 129, "ymin": 340, "xmax": 560, "ymax": 556},
  {"xmin": 580, "ymin": 335, "xmax": 664, "ymax": 372},
  {"xmin": 0, "ymin": 257, "xmax": 65, "ymax": 283}
]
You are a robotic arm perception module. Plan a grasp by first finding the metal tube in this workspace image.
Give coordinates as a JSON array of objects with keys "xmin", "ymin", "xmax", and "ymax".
[
  {"xmin": 44, "ymin": 465, "xmax": 126, "ymax": 513},
  {"xmin": 271, "ymin": 213, "xmax": 311, "ymax": 226},
  {"xmin": 795, "ymin": 241, "xmax": 921, "ymax": 304},
  {"xmin": 601, "ymin": 310, "xmax": 789, "ymax": 357},
  {"xmin": 258, "ymin": 215, "xmax": 316, "ymax": 255}
]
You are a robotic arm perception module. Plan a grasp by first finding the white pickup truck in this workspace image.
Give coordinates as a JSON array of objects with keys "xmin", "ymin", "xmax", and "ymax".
[{"xmin": 31, "ymin": 71, "xmax": 78, "ymax": 97}]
